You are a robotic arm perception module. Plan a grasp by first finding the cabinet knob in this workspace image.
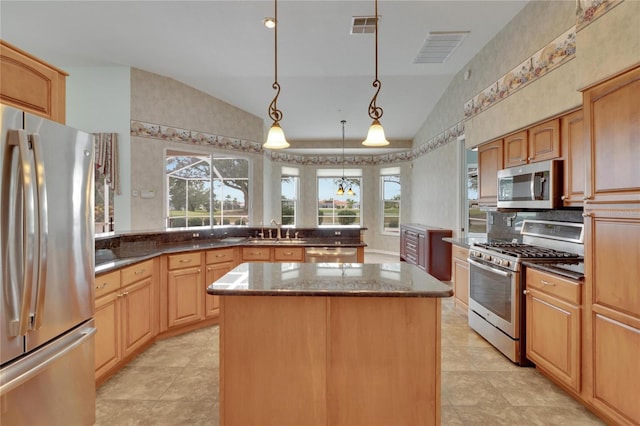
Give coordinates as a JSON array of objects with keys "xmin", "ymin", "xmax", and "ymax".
[
  {"xmin": 582, "ymin": 212, "xmax": 592, "ymax": 217},
  {"xmin": 523, "ymin": 290, "xmax": 529, "ymax": 295},
  {"xmin": 528, "ymin": 156, "xmax": 533, "ymax": 161},
  {"xmin": 96, "ymin": 283, "xmax": 108, "ymax": 290},
  {"xmin": 583, "ymin": 196, "xmax": 592, "ymax": 201},
  {"xmin": 134, "ymin": 269, "xmax": 145, "ymax": 275},
  {"xmin": 561, "ymin": 195, "xmax": 567, "ymax": 200}
]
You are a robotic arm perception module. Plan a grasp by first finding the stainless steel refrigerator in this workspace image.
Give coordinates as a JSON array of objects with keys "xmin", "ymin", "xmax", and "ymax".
[{"xmin": 0, "ymin": 105, "xmax": 96, "ymax": 425}]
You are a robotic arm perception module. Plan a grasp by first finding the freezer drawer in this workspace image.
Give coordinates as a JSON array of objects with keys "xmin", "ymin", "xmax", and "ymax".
[{"xmin": 0, "ymin": 320, "xmax": 96, "ymax": 426}]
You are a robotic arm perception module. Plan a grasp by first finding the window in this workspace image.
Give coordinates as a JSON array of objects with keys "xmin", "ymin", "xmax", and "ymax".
[
  {"xmin": 95, "ymin": 172, "xmax": 114, "ymax": 233},
  {"xmin": 317, "ymin": 169, "xmax": 362, "ymax": 226},
  {"xmin": 166, "ymin": 150, "xmax": 249, "ymax": 228},
  {"xmin": 464, "ymin": 147, "xmax": 487, "ymax": 235},
  {"xmin": 281, "ymin": 166, "xmax": 299, "ymax": 226},
  {"xmin": 381, "ymin": 167, "xmax": 401, "ymax": 234}
]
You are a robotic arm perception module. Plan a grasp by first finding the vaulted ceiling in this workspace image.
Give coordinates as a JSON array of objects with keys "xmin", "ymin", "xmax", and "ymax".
[{"xmin": 1, "ymin": 1, "xmax": 528, "ymax": 154}]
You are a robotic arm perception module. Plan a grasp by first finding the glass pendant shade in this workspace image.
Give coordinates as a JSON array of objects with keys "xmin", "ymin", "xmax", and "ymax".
[
  {"xmin": 347, "ymin": 186, "xmax": 355, "ymax": 196},
  {"xmin": 264, "ymin": 122, "xmax": 289, "ymax": 149},
  {"xmin": 336, "ymin": 182, "xmax": 345, "ymax": 195},
  {"xmin": 362, "ymin": 119, "xmax": 389, "ymax": 146}
]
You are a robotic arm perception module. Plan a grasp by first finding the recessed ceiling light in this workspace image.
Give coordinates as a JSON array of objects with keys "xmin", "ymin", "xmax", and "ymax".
[{"xmin": 263, "ymin": 17, "xmax": 276, "ymax": 29}]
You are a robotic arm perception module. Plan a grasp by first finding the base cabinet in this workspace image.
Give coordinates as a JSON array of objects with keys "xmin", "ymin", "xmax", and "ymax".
[
  {"xmin": 525, "ymin": 268, "xmax": 581, "ymax": 393},
  {"xmin": 400, "ymin": 224, "xmax": 452, "ymax": 281},
  {"xmin": 94, "ymin": 259, "xmax": 157, "ymax": 383},
  {"xmin": 451, "ymin": 246, "xmax": 469, "ymax": 315},
  {"xmin": 166, "ymin": 252, "xmax": 204, "ymax": 329},
  {"xmin": 205, "ymin": 248, "xmax": 237, "ymax": 318}
]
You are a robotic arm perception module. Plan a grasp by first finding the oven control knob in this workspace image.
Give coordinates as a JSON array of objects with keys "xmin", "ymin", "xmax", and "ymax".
[{"xmin": 501, "ymin": 259, "xmax": 510, "ymax": 267}]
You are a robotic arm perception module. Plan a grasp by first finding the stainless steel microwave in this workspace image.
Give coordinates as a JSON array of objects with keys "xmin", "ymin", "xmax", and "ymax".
[{"xmin": 497, "ymin": 159, "xmax": 562, "ymax": 209}]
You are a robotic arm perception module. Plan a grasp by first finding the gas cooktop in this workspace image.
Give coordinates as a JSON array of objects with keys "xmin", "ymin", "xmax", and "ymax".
[{"xmin": 473, "ymin": 242, "xmax": 581, "ymax": 259}]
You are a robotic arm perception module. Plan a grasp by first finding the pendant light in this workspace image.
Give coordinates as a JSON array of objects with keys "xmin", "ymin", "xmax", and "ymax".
[
  {"xmin": 263, "ymin": 0, "xmax": 289, "ymax": 149},
  {"xmin": 362, "ymin": 0, "xmax": 390, "ymax": 147}
]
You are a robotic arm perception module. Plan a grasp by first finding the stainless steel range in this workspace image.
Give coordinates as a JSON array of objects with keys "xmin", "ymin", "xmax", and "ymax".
[{"xmin": 467, "ymin": 220, "xmax": 584, "ymax": 365}]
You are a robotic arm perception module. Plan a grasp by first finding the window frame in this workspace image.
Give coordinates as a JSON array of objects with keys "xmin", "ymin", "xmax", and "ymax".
[
  {"xmin": 316, "ymin": 168, "xmax": 362, "ymax": 227},
  {"xmin": 380, "ymin": 168, "xmax": 401, "ymax": 236},
  {"xmin": 95, "ymin": 172, "xmax": 114, "ymax": 234},
  {"xmin": 281, "ymin": 166, "xmax": 299, "ymax": 227},
  {"xmin": 165, "ymin": 148, "xmax": 251, "ymax": 229}
]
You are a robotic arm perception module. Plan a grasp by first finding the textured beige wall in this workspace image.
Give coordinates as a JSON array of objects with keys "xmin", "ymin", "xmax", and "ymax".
[
  {"xmin": 131, "ymin": 69, "xmax": 263, "ymax": 142},
  {"xmin": 410, "ymin": 141, "xmax": 459, "ymax": 233},
  {"xmin": 575, "ymin": 0, "xmax": 640, "ymax": 90},
  {"xmin": 129, "ymin": 69, "xmax": 265, "ymax": 230}
]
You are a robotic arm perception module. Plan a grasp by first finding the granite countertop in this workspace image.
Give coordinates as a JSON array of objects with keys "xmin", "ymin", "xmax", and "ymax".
[
  {"xmin": 95, "ymin": 237, "xmax": 366, "ymax": 274},
  {"xmin": 206, "ymin": 262, "xmax": 453, "ymax": 298},
  {"xmin": 442, "ymin": 236, "xmax": 489, "ymax": 249}
]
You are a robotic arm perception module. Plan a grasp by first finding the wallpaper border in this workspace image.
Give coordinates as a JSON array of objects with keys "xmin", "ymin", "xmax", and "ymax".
[{"xmin": 130, "ymin": 120, "xmax": 464, "ymax": 166}]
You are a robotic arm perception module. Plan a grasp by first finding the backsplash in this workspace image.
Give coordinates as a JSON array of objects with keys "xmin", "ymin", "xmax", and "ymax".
[{"xmin": 487, "ymin": 210, "xmax": 584, "ymax": 242}]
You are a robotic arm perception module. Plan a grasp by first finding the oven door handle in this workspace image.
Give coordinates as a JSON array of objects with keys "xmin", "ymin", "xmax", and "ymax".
[{"xmin": 468, "ymin": 258, "xmax": 512, "ymax": 277}]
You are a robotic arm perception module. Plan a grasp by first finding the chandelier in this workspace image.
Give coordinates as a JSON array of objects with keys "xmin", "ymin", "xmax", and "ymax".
[{"xmin": 337, "ymin": 120, "xmax": 354, "ymax": 196}]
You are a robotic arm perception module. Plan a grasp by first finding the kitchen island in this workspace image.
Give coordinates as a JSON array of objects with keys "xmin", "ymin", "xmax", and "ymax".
[{"xmin": 207, "ymin": 262, "xmax": 452, "ymax": 426}]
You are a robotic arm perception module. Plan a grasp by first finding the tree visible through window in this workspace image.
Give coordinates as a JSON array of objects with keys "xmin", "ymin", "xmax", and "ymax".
[
  {"xmin": 317, "ymin": 174, "xmax": 362, "ymax": 226},
  {"xmin": 166, "ymin": 151, "xmax": 249, "ymax": 228},
  {"xmin": 281, "ymin": 174, "xmax": 298, "ymax": 226},
  {"xmin": 381, "ymin": 174, "xmax": 400, "ymax": 234}
]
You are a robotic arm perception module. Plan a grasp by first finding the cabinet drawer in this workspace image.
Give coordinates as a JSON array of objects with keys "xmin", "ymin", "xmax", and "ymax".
[
  {"xmin": 242, "ymin": 247, "xmax": 271, "ymax": 261},
  {"xmin": 526, "ymin": 268, "xmax": 581, "ymax": 305},
  {"xmin": 274, "ymin": 247, "xmax": 304, "ymax": 261},
  {"xmin": 168, "ymin": 252, "xmax": 202, "ymax": 270},
  {"xmin": 94, "ymin": 270, "xmax": 121, "ymax": 298},
  {"xmin": 206, "ymin": 248, "xmax": 235, "ymax": 265},
  {"xmin": 121, "ymin": 259, "xmax": 154, "ymax": 286},
  {"xmin": 453, "ymin": 246, "xmax": 469, "ymax": 261}
]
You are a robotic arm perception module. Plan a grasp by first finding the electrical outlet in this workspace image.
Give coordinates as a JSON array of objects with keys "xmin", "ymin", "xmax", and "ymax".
[{"xmin": 334, "ymin": 231, "xmax": 341, "ymax": 236}]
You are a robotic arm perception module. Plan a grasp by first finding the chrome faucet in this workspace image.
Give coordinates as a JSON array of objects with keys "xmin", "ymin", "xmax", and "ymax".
[{"xmin": 270, "ymin": 219, "xmax": 282, "ymax": 239}]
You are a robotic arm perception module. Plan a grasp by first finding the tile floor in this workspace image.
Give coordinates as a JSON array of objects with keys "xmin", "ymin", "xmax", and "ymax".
[{"xmin": 95, "ymin": 251, "xmax": 604, "ymax": 425}]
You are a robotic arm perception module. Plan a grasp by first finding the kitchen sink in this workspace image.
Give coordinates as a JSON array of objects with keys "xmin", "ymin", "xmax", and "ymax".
[{"xmin": 247, "ymin": 239, "xmax": 307, "ymax": 244}]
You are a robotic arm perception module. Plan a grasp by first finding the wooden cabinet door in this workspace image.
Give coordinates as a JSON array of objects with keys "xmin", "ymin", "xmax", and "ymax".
[
  {"xmin": 452, "ymin": 257, "xmax": 469, "ymax": 314},
  {"xmin": 120, "ymin": 276, "xmax": 155, "ymax": 358},
  {"xmin": 561, "ymin": 110, "xmax": 586, "ymax": 206},
  {"xmin": 274, "ymin": 247, "xmax": 304, "ymax": 262},
  {"xmin": 584, "ymin": 207, "xmax": 640, "ymax": 425},
  {"xmin": 478, "ymin": 139, "xmax": 503, "ymax": 206},
  {"xmin": 205, "ymin": 261, "xmax": 234, "ymax": 317},
  {"xmin": 167, "ymin": 266, "xmax": 203, "ymax": 328},
  {"xmin": 0, "ymin": 40, "xmax": 67, "ymax": 123},
  {"xmin": 529, "ymin": 118, "xmax": 560, "ymax": 163},
  {"xmin": 584, "ymin": 66, "xmax": 640, "ymax": 203},
  {"xmin": 242, "ymin": 247, "xmax": 271, "ymax": 261},
  {"xmin": 504, "ymin": 131, "xmax": 528, "ymax": 168},
  {"xmin": 526, "ymin": 288, "xmax": 581, "ymax": 392},
  {"xmin": 591, "ymin": 313, "xmax": 640, "ymax": 425},
  {"xmin": 94, "ymin": 292, "xmax": 121, "ymax": 379}
]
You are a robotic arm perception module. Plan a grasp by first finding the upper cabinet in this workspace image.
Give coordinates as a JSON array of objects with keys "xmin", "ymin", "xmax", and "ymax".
[
  {"xmin": 503, "ymin": 131, "xmax": 528, "ymax": 168},
  {"xmin": 583, "ymin": 66, "xmax": 640, "ymax": 204},
  {"xmin": 0, "ymin": 40, "xmax": 67, "ymax": 123},
  {"xmin": 478, "ymin": 139, "xmax": 503, "ymax": 207},
  {"xmin": 561, "ymin": 109, "xmax": 586, "ymax": 207},
  {"xmin": 504, "ymin": 120, "xmax": 560, "ymax": 168}
]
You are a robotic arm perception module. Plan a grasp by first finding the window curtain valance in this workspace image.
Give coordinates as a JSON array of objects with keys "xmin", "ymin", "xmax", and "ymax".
[{"xmin": 94, "ymin": 132, "xmax": 121, "ymax": 195}]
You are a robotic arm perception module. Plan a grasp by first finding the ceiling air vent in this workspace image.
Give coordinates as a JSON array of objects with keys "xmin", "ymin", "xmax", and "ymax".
[
  {"xmin": 414, "ymin": 31, "xmax": 470, "ymax": 64},
  {"xmin": 351, "ymin": 16, "xmax": 378, "ymax": 35}
]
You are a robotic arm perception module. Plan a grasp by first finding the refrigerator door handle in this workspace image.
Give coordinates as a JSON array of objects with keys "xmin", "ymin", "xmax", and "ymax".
[
  {"xmin": 30, "ymin": 133, "xmax": 48, "ymax": 330},
  {"xmin": 7, "ymin": 129, "xmax": 38, "ymax": 337},
  {"xmin": 0, "ymin": 324, "xmax": 96, "ymax": 396}
]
